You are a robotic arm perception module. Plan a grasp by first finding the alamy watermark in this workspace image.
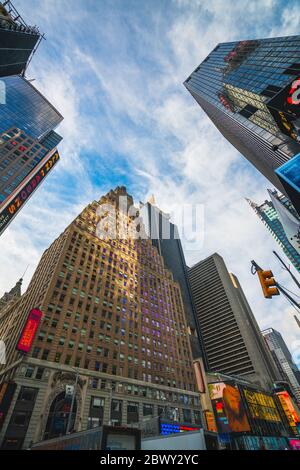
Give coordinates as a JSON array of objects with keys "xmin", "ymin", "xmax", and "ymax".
[{"xmin": 93, "ymin": 196, "xmax": 205, "ymax": 251}]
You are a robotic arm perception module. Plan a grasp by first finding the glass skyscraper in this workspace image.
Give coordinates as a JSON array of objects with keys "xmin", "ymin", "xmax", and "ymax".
[
  {"xmin": 184, "ymin": 36, "xmax": 300, "ymax": 215},
  {"xmin": 0, "ymin": 76, "xmax": 63, "ymax": 234},
  {"xmin": 262, "ymin": 328, "xmax": 300, "ymax": 405},
  {"xmin": 247, "ymin": 190, "xmax": 300, "ymax": 273}
]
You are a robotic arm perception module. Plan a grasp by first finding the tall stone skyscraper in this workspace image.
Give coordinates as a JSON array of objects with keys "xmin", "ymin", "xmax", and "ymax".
[
  {"xmin": 247, "ymin": 190, "xmax": 300, "ymax": 273},
  {"xmin": 188, "ymin": 253, "xmax": 281, "ymax": 390},
  {"xmin": 0, "ymin": 187, "xmax": 201, "ymax": 450},
  {"xmin": 184, "ymin": 36, "xmax": 300, "ymax": 215}
]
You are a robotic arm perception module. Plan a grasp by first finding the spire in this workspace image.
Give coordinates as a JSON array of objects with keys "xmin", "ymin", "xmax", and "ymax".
[
  {"xmin": 148, "ymin": 194, "xmax": 156, "ymax": 206},
  {"xmin": 245, "ymin": 198, "xmax": 258, "ymax": 210},
  {"xmin": 0, "ymin": 278, "xmax": 23, "ymax": 312}
]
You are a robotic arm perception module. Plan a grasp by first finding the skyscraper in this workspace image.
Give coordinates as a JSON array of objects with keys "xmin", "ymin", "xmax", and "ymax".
[
  {"xmin": 262, "ymin": 328, "xmax": 300, "ymax": 405},
  {"xmin": 188, "ymin": 253, "xmax": 281, "ymax": 390},
  {"xmin": 0, "ymin": 1, "xmax": 41, "ymax": 77},
  {"xmin": 140, "ymin": 200, "xmax": 206, "ymax": 363},
  {"xmin": 0, "ymin": 187, "xmax": 202, "ymax": 450},
  {"xmin": 0, "ymin": 76, "xmax": 63, "ymax": 234},
  {"xmin": 184, "ymin": 36, "xmax": 300, "ymax": 215},
  {"xmin": 0, "ymin": 278, "xmax": 22, "ymax": 313},
  {"xmin": 247, "ymin": 190, "xmax": 300, "ymax": 273}
]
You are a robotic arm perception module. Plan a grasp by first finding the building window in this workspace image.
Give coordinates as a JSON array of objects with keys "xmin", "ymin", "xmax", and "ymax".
[
  {"xmin": 183, "ymin": 408, "xmax": 192, "ymax": 423},
  {"xmin": 25, "ymin": 366, "xmax": 34, "ymax": 378},
  {"xmin": 143, "ymin": 404, "xmax": 153, "ymax": 417},
  {"xmin": 127, "ymin": 402, "xmax": 139, "ymax": 424},
  {"xmin": 35, "ymin": 367, "xmax": 44, "ymax": 380}
]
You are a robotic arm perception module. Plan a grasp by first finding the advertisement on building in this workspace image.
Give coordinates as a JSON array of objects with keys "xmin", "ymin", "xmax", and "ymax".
[
  {"xmin": 242, "ymin": 388, "xmax": 281, "ymax": 422},
  {"xmin": 204, "ymin": 411, "xmax": 217, "ymax": 433},
  {"xmin": 0, "ymin": 150, "xmax": 60, "ymax": 235},
  {"xmin": 276, "ymin": 391, "xmax": 300, "ymax": 436},
  {"xmin": 267, "ymin": 77, "xmax": 300, "ymax": 142},
  {"xmin": 208, "ymin": 382, "xmax": 251, "ymax": 433},
  {"xmin": 275, "ymin": 152, "xmax": 300, "ymax": 195},
  {"xmin": 16, "ymin": 309, "xmax": 43, "ymax": 353}
]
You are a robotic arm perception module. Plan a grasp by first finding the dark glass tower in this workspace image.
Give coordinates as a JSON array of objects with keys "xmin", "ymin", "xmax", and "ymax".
[
  {"xmin": 0, "ymin": 76, "xmax": 63, "ymax": 234},
  {"xmin": 0, "ymin": 1, "xmax": 41, "ymax": 77},
  {"xmin": 262, "ymin": 328, "xmax": 300, "ymax": 404},
  {"xmin": 140, "ymin": 200, "xmax": 207, "ymax": 364},
  {"xmin": 184, "ymin": 36, "xmax": 300, "ymax": 214}
]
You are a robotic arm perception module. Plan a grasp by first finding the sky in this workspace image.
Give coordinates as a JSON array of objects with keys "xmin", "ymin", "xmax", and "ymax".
[{"xmin": 0, "ymin": 0, "xmax": 300, "ymax": 367}]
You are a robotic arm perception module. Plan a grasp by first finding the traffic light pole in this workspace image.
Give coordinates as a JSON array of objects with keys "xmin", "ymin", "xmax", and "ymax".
[
  {"xmin": 275, "ymin": 284, "xmax": 300, "ymax": 311},
  {"xmin": 273, "ymin": 251, "xmax": 300, "ymax": 290},
  {"xmin": 251, "ymin": 260, "xmax": 300, "ymax": 311}
]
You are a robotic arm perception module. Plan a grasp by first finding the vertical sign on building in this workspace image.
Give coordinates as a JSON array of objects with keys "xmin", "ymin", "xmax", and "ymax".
[{"xmin": 16, "ymin": 309, "xmax": 43, "ymax": 353}]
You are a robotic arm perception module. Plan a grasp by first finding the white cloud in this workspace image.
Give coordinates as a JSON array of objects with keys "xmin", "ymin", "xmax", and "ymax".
[{"xmin": 1, "ymin": 0, "xmax": 300, "ymax": 368}]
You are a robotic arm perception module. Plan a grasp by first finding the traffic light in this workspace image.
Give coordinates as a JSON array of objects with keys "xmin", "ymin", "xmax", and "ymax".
[{"xmin": 257, "ymin": 270, "xmax": 280, "ymax": 299}]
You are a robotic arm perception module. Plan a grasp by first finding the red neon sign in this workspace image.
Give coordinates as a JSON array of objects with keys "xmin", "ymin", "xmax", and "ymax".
[
  {"xmin": 17, "ymin": 309, "xmax": 42, "ymax": 354},
  {"xmin": 287, "ymin": 78, "xmax": 300, "ymax": 105},
  {"xmin": 180, "ymin": 426, "xmax": 201, "ymax": 432}
]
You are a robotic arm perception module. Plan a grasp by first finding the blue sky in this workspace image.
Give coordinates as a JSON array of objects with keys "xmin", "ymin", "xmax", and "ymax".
[{"xmin": 0, "ymin": 0, "xmax": 300, "ymax": 366}]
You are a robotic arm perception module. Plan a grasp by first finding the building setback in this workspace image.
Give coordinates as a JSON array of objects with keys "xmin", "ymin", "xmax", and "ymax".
[
  {"xmin": 247, "ymin": 190, "xmax": 300, "ymax": 273},
  {"xmin": 188, "ymin": 253, "xmax": 281, "ymax": 390},
  {"xmin": 184, "ymin": 36, "xmax": 300, "ymax": 215},
  {"xmin": 0, "ymin": 186, "xmax": 202, "ymax": 450},
  {"xmin": 262, "ymin": 328, "xmax": 300, "ymax": 405}
]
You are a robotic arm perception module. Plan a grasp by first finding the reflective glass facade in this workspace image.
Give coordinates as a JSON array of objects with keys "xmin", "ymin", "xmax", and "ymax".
[
  {"xmin": 0, "ymin": 75, "xmax": 63, "ymax": 229},
  {"xmin": 185, "ymin": 36, "xmax": 300, "ymax": 214},
  {"xmin": 0, "ymin": 75, "xmax": 63, "ymax": 140}
]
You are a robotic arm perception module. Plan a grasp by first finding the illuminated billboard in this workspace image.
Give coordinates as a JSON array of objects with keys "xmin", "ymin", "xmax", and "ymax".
[
  {"xmin": 275, "ymin": 152, "xmax": 300, "ymax": 194},
  {"xmin": 276, "ymin": 391, "xmax": 300, "ymax": 436},
  {"xmin": 267, "ymin": 77, "xmax": 300, "ymax": 142},
  {"xmin": 243, "ymin": 389, "xmax": 281, "ymax": 422},
  {"xmin": 208, "ymin": 382, "xmax": 251, "ymax": 433},
  {"xmin": 16, "ymin": 309, "xmax": 42, "ymax": 354},
  {"xmin": 204, "ymin": 411, "xmax": 217, "ymax": 433},
  {"xmin": 0, "ymin": 150, "xmax": 60, "ymax": 235}
]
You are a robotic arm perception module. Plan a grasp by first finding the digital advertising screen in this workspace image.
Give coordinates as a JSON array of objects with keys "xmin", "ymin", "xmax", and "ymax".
[
  {"xmin": 16, "ymin": 309, "xmax": 43, "ymax": 354},
  {"xmin": 276, "ymin": 391, "xmax": 300, "ymax": 435},
  {"xmin": 275, "ymin": 152, "xmax": 300, "ymax": 194},
  {"xmin": 0, "ymin": 150, "xmax": 60, "ymax": 235},
  {"xmin": 208, "ymin": 382, "xmax": 251, "ymax": 433},
  {"xmin": 243, "ymin": 389, "xmax": 281, "ymax": 423}
]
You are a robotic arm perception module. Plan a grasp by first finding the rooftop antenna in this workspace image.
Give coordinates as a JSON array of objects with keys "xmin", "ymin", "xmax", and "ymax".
[{"xmin": 21, "ymin": 264, "xmax": 29, "ymax": 280}]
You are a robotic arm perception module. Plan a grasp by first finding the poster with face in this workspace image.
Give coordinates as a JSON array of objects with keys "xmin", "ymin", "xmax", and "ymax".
[{"xmin": 209, "ymin": 382, "xmax": 251, "ymax": 433}]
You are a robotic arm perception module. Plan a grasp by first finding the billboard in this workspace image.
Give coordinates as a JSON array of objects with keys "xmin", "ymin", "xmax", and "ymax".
[
  {"xmin": 276, "ymin": 391, "xmax": 300, "ymax": 436},
  {"xmin": 243, "ymin": 389, "xmax": 281, "ymax": 422},
  {"xmin": 0, "ymin": 150, "xmax": 60, "ymax": 235},
  {"xmin": 208, "ymin": 382, "xmax": 251, "ymax": 433},
  {"xmin": 267, "ymin": 77, "xmax": 300, "ymax": 142},
  {"xmin": 16, "ymin": 309, "xmax": 43, "ymax": 354},
  {"xmin": 275, "ymin": 152, "xmax": 300, "ymax": 194},
  {"xmin": 204, "ymin": 411, "xmax": 217, "ymax": 433}
]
